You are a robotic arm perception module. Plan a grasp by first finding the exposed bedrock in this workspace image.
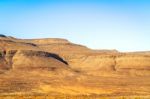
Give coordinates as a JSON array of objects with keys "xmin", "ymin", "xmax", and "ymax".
[
  {"xmin": 63, "ymin": 53, "xmax": 150, "ymax": 75},
  {"xmin": 0, "ymin": 36, "xmax": 150, "ymax": 76},
  {"xmin": 0, "ymin": 50, "xmax": 68, "ymax": 70}
]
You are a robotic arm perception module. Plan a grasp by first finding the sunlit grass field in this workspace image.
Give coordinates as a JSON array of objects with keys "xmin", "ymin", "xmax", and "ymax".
[{"xmin": 0, "ymin": 95, "xmax": 149, "ymax": 99}]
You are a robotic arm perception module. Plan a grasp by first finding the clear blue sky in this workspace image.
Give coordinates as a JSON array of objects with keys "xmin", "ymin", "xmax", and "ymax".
[{"xmin": 0, "ymin": 0, "xmax": 150, "ymax": 51}]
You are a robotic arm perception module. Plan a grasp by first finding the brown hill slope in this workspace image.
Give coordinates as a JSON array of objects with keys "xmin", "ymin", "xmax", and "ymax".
[
  {"xmin": 23, "ymin": 37, "xmax": 150, "ymax": 76},
  {"xmin": 0, "ymin": 35, "xmax": 150, "ymax": 97}
]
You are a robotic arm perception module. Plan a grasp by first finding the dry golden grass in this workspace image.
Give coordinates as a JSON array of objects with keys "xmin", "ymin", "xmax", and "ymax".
[
  {"xmin": 0, "ymin": 95, "xmax": 149, "ymax": 99},
  {"xmin": 0, "ymin": 36, "xmax": 150, "ymax": 98}
]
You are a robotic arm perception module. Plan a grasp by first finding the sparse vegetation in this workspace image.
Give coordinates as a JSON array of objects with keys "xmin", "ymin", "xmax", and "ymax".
[
  {"xmin": 0, "ymin": 95, "xmax": 147, "ymax": 99},
  {"xmin": 0, "ymin": 36, "xmax": 150, "ymax": 98}
]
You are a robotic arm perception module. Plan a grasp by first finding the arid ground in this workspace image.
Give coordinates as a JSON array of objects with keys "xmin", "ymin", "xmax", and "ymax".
[{"xmin": 0, "ymin": 34, "xmax": 150, "ymax": 99}]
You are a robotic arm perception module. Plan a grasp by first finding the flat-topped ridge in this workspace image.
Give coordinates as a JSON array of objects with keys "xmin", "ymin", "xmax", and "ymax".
[{"xmin": 24, "ymin": 38, "xmax": 70, "ymax": 45}]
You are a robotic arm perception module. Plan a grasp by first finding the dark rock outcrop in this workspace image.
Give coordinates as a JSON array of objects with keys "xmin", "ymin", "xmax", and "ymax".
[{"xmin": 0, "ymin": 34, "xmax": 7, "ymax": 37}]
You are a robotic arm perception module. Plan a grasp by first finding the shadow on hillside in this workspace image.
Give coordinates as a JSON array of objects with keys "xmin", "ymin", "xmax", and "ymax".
[
  {"xmin": 46, "ymin": 53, "xmax": 68, "ymax": 65},
  {"xmin": 23, "ymin": 50, "xmax": 69, "ymax": 65},
  {"xmin": 21, "ymin": 50, "xmax": 69, "ymax": 65}
]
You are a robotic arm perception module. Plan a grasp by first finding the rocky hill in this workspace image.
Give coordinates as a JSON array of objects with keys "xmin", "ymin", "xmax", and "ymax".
[{"xmin": 0, "ymin": 35, "xmax": 150, "ymax": 97}]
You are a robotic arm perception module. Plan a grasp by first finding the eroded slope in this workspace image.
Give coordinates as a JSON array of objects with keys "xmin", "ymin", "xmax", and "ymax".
[{"xmin": 0, "ymin": 35, "xmax": 150, "ymax": 96}]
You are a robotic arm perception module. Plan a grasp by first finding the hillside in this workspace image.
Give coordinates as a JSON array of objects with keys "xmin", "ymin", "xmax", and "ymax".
[{"xmin": 0, "ymin": 35, "xmax": 150, "ymax": 98}]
